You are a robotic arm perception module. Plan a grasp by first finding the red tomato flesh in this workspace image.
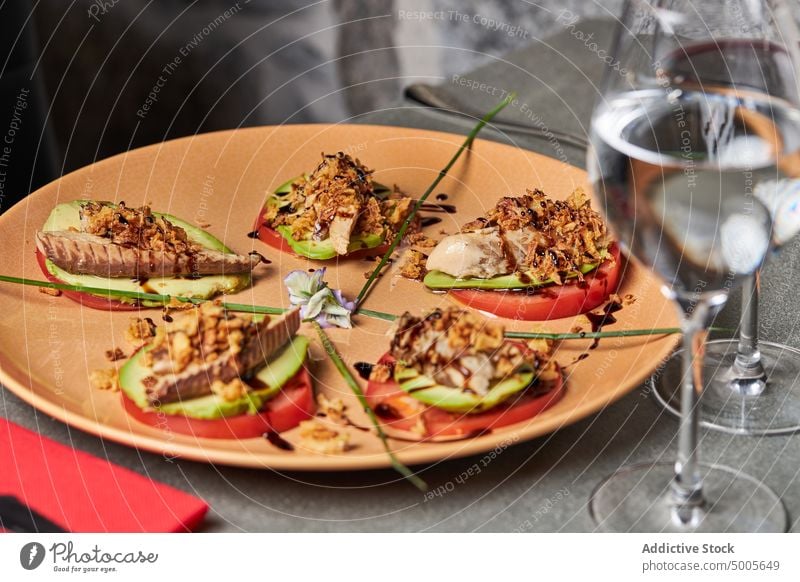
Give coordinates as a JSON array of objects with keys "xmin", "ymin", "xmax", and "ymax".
[
  {"xmin": 122, "ymin": 367, "xmax": 314, "ymax": 439},
  {"xmin": 261, "ymin": 367, "xmax": 316, "ymax": 433},
  {"xmin": 449, "ymin": 243, "xmax": 622, "ymax": 321},
  {"xmin": 365, "ymin": 354, "xmax": 564, "ymax": 438},
  {"xmin": 36, "ymin": 249, "xmax": 142, "ymax": 311}
]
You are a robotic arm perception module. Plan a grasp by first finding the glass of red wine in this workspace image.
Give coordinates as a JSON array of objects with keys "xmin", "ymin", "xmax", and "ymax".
[{"xmin": 587, "ymin": 0, "xmax": 800, "ymax": 531}]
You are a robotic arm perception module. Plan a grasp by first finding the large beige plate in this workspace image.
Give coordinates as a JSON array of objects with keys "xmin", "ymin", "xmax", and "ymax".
[{"xmin": 0, "ymin": 124, "xmax": 679, "ymax": 470}]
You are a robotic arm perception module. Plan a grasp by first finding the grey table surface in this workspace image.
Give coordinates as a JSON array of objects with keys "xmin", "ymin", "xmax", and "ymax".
[{"xmin": 3, "ymin": 20, "xmax": 800, "ymax": 533}]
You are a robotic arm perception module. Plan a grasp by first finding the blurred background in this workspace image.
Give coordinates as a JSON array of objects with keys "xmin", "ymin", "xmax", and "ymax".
[
  {"xmin": 0, "ymin": 0, "xmax": 627, "ymax": 212},
  {"xmin": 6, "ymin": 0, "xmax": 800, "ymax": 212}
]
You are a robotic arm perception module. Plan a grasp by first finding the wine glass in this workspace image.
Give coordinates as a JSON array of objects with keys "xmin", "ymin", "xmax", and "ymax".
[
  {"xmin": 654, "ymin": 184, "xmax": 800, "ymax": 434},
  {"xmin": 587, "ymin": 0, "xmax": 800, "ymax": 532},
  {"xmin": 648, "ymin": 0, "xmax": 800, "ymax": 434}
]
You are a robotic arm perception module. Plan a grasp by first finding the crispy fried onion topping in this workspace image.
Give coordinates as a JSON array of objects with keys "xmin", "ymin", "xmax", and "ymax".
[
  {"xmin": 81, "ymin": 201, "xmax": 199, "ymax": 253},
  {"xmin": 461, "ymin": 188, "xmax": 609, "ymax": 283},
  {"xmin": 386, "ymin": 307, "xmax": 559, "ymax": 394},
  {"xmin": 144, "ymin": 302, "xmax": 256, "ymax": 378},
  {"xmin": 262, "ymin": 152, "xmax": 415, "ymax": 243}
]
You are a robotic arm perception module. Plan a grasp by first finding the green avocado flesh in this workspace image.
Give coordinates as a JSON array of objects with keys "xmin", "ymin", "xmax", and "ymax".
[
  {"xmin": 275, "ymin": 225, "xmax": 384, "ymax": 260},
  {"xmin": 265, "ymin": 175, "xmax": 390, "ymax": 260},
  {"xmin": 423, "ymin": 250, "xmax": 608, "ymax": 291},
  {"xmin": 42, "ymin": 201, "xmax": 251, "ymax": 305},
  {"xmin": 394, "ymin": 365, "xmax": 534, "ymax": 414},
  {"xmin": 119, "ymin": 335, "xmax": 310, "ymax": 419}
]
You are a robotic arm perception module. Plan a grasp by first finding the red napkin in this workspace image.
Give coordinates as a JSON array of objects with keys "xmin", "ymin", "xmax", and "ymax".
[{"xmin": 0, "ymin": 418, "xmax": 208, "ymax": 532}]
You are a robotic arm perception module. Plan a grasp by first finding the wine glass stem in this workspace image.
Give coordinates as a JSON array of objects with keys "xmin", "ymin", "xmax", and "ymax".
[
  {"xmin": 731, "ymin": 273, "xmax": 767, "ymax": 395},
  {"xmin": 671, "ymin": 301, "xmax": 714, "ymax": 524}
]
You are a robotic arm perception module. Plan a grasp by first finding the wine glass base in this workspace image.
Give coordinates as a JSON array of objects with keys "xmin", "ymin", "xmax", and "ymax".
[
  {"xmin": 590, "ymin": 462, "xmax": 787, "ymax": 532},
  {"xmin": 652, "ymin": 340, "xmax": 800, "ymax": 435}
]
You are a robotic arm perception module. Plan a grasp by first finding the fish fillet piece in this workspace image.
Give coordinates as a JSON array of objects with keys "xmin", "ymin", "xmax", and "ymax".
[
  {"xmin": 327, "ymin": 214, "xmax": 358, "ymax": 255},
  {"xmin": 305, "ymin": 153, "xmax": 370, "ymax": 255},
  {"xmin": 440, "ymin": 189, "xmax": 610, "ymax": 282},
  {"xmin": 389, "ymin": 308, "xmax": 532, "ymax": 394},
  {"xmin": 310, "ymin": 182, "xmax": 363, "ymax": 255},
  {"xmin": 425, "ymin": 227, "xmax": 514, "ymax": 279},
  {"xmin": 146, "ymin": 307, "xmax": 301, "ymax": 404},
  {"xmin": 36, "ymin": 230, "xmax": 260, "ymax": 277}
]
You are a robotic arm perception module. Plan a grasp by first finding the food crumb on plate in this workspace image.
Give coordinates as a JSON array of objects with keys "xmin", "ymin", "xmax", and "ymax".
[
  {"xmin": 363, "ymin": 256, "xmax": 385, "ymax": 279},
  {"xmin": 105, "ymin": 347, "xmax": 126, "ymax": 361},
  {"xmin": 89, "ymin": 368, "xmax": 119, "ymax": 391},
  {"xmin": 397, "ymin": 232, "xmax": 440, "ymax": 281},
  {"xmin": 398, "ymin": 249, "xmax": 427, "ymax": 281},
  {"xmin": 125, "ymin": 317, "xmax": 156, "ymax": 344},
  {"xmin": 316, "ymin": 393, "xmax": 346, "ymax": 424},
  {"xmin": 38, "ymin": 286, "xmax": 62, "ymax": 297},
  {"xmin": 298, "ymin": 419, "xmax": 351, "ymax": 454}
]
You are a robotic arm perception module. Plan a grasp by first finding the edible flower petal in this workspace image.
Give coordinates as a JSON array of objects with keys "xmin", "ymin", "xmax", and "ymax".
[{"xmin": 284, "ymin": 268, "xmax": 355, "ymax": 328}]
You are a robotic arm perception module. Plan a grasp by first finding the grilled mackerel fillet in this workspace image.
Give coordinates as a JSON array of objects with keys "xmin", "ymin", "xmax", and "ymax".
[
  {"xmin": 37, "ymin": 201, "xmax": 260, "ymax": 278},
  {"xmin": 142, "ymin": 305, "xmax": 301, "ymax": 404},
  {"xmin": 37, "ymin": 231, "xmax": 259, "ymax": 277}
]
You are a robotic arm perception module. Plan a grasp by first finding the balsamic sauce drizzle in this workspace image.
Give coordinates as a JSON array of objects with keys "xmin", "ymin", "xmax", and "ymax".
[
  {"xmin": 264, "ymin": 431, "xmax": 294, "ymax": 451},
  {"xmin": 420, "ymin": 202, "xmax": 457, "ymax": 214},
  {"xmin": 248, "ymin": 251, "xmax": 271, "ymax": 264},
  {"xmin": 585, "ymin": 300, "xmax": 623, "ymax": 350},
  {"xmin": 354, "ymin": 362, "xmax": 373, "ymax": 380},
  {"xmin": 565, "ymin": 300, "xmax": 625, "ymax": 366}
]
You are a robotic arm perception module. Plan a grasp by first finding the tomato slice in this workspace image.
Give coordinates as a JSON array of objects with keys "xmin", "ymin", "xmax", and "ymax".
[
  {"xmin": 121, "ymin": 367, "xmax": 314, "ymax": 439},
  {"xmin": 262, "ymin": 367, "xmax": 316, "ymax": 433},
  {"xmin": 254, "ymin": 211, "xmax": 294, "ymax": 255},
  {"xmin": 36, "ymin": 249, "xmax": 141, "ymax": 311},
  {"xmin": 254, "ymin": 207, "xmax": 388, "ymax": 260},
  {"xmin": 449, "ymin": 243, "xmax": 622, "ymax": 321},
  {"xmin": 365, "ymin": 355, "xmax": 564, "ymax": 438}
]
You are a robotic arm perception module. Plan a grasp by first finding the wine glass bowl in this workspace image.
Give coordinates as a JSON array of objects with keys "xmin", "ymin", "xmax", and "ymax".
[{"xmin": 591, "ymin": 87, "xmax": 779, "ymax": 297}]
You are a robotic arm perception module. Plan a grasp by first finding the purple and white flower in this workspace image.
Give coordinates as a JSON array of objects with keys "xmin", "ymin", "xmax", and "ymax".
[{"xmin": 284, "ymin": 268, "xmax": 356, "ymax": 328}]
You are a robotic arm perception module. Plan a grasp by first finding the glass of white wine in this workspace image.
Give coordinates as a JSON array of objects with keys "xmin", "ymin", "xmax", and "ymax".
[{"xmin": 587, "ymin": 0, "xmax": 800, "ymax": 531}]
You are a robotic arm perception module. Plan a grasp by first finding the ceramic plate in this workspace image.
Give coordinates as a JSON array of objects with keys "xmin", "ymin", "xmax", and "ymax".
[{"xmin": 0, "ymin": 124, "xmax": 679, "ymax": 470}]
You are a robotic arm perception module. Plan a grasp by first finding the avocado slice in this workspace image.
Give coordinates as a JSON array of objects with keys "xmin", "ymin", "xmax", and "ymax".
[
  {"xmin": 41, "ymin": 200, "xmax": 251, "ymax": 306},
  {"xmin": 262, "ymin": 174, "xmax": 391, "ymax": 260},
  {"xmin": 423, "ymin": 249, "xmax": 609, "ymax": 290},
  {"xmin": 275, "ymin": 225, "xmax": 385, "ymax": 260},
  {"xmin": 393, "ymin": 365, "xmax": 535, "ymax": 414},
  {"xmin": 119, "ymin": 334, "xmax": 310, "ymax": 420}
]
